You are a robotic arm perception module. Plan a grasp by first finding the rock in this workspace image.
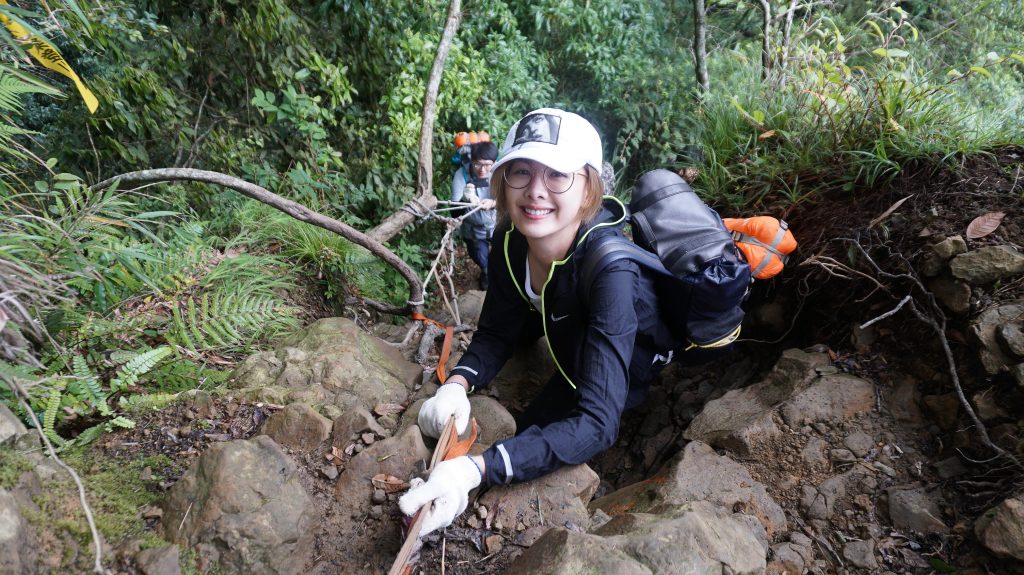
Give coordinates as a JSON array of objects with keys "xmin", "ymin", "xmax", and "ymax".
[
  {"xmin": 330, "ymin": 403, "xmax": 387, "ymax": 447},
  {"xmin": 0, "ymin": 488, "xmax": 34, "ymax": 575},
  {"xmin": 887, "ymin": 486, "xmax": 948, "ymax": 535},
  {"xmin": 950, "ymin": 245, "xmax": 1024, "ymax": 285},
  {"xmin": 772, "ymin": 541, "xmax": 813, "ymax": 572},
  {"xmin": 478, "ymin": 464, "xmax": 599, "ymax": 536},
  {"xmin": 136, "ymin": 544, "xmax": 182, "ymax": 575},
  {"xmin": 685, "ymin": 349, "xmax": 829, "ymax": 454},
  {"xmin": 842, "ymin": 539, "xmax": 877, "ymax": 569},
  {"xmin": 922, "ymin": 394, "xmax": 959, "ymax": 430},
  {"xmin": 591, "ymin": 441, "xmax": 786, "ymax": 539},
  {"xmin": 975, "ymin": 495, "xmax": 1024, "ymax": 561},
  {"xmin": 934, "ymin": 456, "xmax": 967, "ymax": 479},
  {"xmin": 507, "ymin": 501, "xmax": 766, "ymax": 575},
  {"xmin": 932, "ymin": 235, "xmax": 968, "ymax": 260},
  {"xmin": 261, "ymin": 404, "xmax": 331, "ymax": 451},
  {"xmin": 830, "ymin": 448, "xmax": 856, "ymax": 464},
  {"xmin": 467, "ymin": 395, "xmax": 516, "ymax": 445},
  {"xmin": 0, "ymin": 404, "xmax": 27, "ymax": 445},
  {"xmin": 1012, "ymin": 363, "xmax": 1024, "ymax": 388},
  {"xmin": 371, "ymin": 489, "xmax": 386, "ymax": 504},
  {"xmin": 971, "ymin": 390, "xmax": 1008, "ymax": 422},
  {"xmin": 801, "ymin": 475, "xmax": 846, "ymax": 521},
  {"xmin": 162, "ymin": 436, "xmax": 315, "ymax": 575},
  {"xmin": 927, "ymin": 274, "xmax": 972, "ymax": 315},
  {"xmin": 801, "ymin": 437, "xmax": 829, "ymax": 466},
  {"xmin": 780, "ymin": 373, "xmax": 875, "ymax": 427},
  {"xmin": 484, "ymin": 534, "xmax": 504, "ymax": 554},
  {"xmin": 334, "ymin": 425, "xmax": 429, "ymax": 519},
  {"xmin": 886, "ymin": 377, "xmax": 924, "ymax": 426},
  {"xmin": 229, "ymin": 317, "xmax": 421, "ymax": 408},
  {"xmin": 844, "ymin": 431, "xmax": 874, "ymax": 458},
  {"xmin": 319, "ymin": 465, "xmax": 338, "ymax": 480},
  {"xmin": 998, "ymin": 323, "xmax": 1024, "ymax": 358}
]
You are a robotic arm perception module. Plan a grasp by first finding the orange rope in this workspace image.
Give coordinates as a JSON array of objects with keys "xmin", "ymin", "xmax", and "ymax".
[{"xmin": 410, "ymin": 312, "xmax": 455, "ymax": 383}]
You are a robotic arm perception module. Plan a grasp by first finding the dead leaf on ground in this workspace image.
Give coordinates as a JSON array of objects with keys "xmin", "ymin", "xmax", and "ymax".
[
  {"xmin": 371, "ymin": 473, "xmax": 409, "ymax": 493},
  {"xmin": 965, "ymin": 211, "xmax": 1005, "ymax": 239},
  {"xmin": 869, "ymin": 194, "xmax": 914, "ymax": 228},
  {"xmin": 374, "ymin": 403, "xmax": 406, "ymax": 416}
]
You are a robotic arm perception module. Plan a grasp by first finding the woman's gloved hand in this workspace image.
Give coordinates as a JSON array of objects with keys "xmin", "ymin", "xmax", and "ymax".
[
  {"xmin": 417, "ymin": 381, "xmax": 471, "ymax": 437},
  {"xmin": 398, "ymin": 456, "xmax": 483, "ymax": 535}
]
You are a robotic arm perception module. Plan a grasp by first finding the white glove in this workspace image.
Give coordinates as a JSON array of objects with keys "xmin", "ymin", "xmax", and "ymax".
[
  {"xmin": 399, "ymin": 456, "xmax": 483, "ymax": 535},
  {"xmin": 417, "ymin": 382, "xmax": 471, "ymax": 437},
  {"xmin": 462, "ymin": 183, "xmax": 479, "ymax": 203}
]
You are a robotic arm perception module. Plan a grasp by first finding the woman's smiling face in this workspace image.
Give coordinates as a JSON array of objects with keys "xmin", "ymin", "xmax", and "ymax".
[{"xmin": 502, "ymin": 159, "xmax": 588, "ymax": 248}]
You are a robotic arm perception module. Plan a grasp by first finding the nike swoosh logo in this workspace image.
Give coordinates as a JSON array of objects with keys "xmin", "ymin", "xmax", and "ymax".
[{"xmin": 550, "ymin": 313, "xmax": 569, "ymax": 322}]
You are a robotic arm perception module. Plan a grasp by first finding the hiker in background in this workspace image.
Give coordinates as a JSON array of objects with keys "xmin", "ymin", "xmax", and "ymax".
[
  {"xmin": 451, "ymin": 140, "xmax": 499, "ymax": 290},
  {"xmin": 400, "ymin": 108, "xmax": 746, "ymax": 535}
]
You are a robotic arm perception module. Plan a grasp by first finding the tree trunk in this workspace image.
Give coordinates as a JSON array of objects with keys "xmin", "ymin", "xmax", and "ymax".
[
  {"xmin": 780, "ymin": 0, "xmax": 799, "ymax": 74},
  {"xmin": 758, "ymin": 0, "xmax": 772, "ymax": 80},
  {"xmin": 93, "ymin": 168, "xmax": 423, "ymax": 315},
  {"xmin": 368, "ymin": 0, "xmax": 463, "ymax": 243},
  {"xmin": 693, "ymin": 0, "xmax": 709, "ymax": 97}
]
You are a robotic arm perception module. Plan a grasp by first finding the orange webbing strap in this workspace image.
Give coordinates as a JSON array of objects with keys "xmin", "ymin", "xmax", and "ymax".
[{"xmin": 410, "ymin": 312, "xmax": 455, "ymax": 383}]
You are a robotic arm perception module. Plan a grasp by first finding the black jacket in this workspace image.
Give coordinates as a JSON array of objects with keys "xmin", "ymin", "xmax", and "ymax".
[{"xmin": 450, "ymin": 197, "xmax": 676, "ymax": 486}]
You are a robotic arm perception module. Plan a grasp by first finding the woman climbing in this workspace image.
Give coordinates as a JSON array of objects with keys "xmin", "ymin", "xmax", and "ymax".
[{"xmin": 399, "ymin": 108, "xmax": 739, "ymax": 535}]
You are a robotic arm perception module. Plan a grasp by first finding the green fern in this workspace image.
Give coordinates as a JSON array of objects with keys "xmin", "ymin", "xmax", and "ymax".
[
  {"xmin": 42, "ymin": 385, "xmax": 67, "ymax": 447},
  {"xmin": 118, "ymin": 392, "xmax": 179, "ymax": 411},
  {"xmin": 109, "ymin": 346, "xmax": 174, "ymax": 393},
  {"xmin": 169, "ymin": 288, "xmax": 297, "ymax": 352},
  {"xmin": 71, "ymin": 354, "xmax": 109, "ymax": 415}
]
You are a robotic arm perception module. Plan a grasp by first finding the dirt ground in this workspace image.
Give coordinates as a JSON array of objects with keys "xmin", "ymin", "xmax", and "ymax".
[{"xmin": 89, "ymin": 147, "xmax": 1023, "ymax": 574}]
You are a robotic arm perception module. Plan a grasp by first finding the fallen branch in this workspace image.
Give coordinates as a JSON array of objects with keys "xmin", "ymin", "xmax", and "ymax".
[
  {"xmin": 2, "ymin": 374, "xmax": 109, "ymax": 575},
  {"xmin": 92, "ymin": 168, "xmax": 424, "ymax": 315}
]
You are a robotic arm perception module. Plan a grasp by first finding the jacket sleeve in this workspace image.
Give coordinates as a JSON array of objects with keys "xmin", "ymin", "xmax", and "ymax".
[
  {"xmin": 448, "ymin": 239, "xmax": 532, "ymax": 389},
  {"xmin": 451, "ymin": 169, "xmax": 466, "ymax": 202},
  {"xmin": 482, "ymin": 258, "xmax": 640, "ymax": 485}
]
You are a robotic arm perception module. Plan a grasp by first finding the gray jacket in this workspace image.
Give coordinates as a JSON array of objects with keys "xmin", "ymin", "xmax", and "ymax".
[{"xmin": 450, "ymin": 168, "xmax": 497, "ymax": 240}]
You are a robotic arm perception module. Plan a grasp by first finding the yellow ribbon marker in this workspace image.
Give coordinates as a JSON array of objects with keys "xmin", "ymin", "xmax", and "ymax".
[{"xmin": 0, "ymin": 1, "xmax": 98, "ymax": 113}]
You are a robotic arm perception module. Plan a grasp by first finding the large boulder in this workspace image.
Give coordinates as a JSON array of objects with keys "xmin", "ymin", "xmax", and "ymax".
[
  {"xmin": 162, "ymin": 436, "xmax": 315, "ymax": 575},
  {"xmin": 975, "ymin": 495, "xmax": 1024, "ymax": 561},
  {"xmin": 950, "ymin": 245, "xmax": 1024, "ymax": 285},
  {"xmin": 685, "ymin": 348, "xmax": 830, "ymax": 454},
  {"xmin": 261, "ymin": 403, "xmax": 332, "ymax": 451},
  {"xmin": 229, "ymin": 317, "xmax": 421, "ymax": 408},
  {"xmin": 0, "ymin": 488, "xmax": 34, "ymax": 575},
  {"xmin": 779, "ymin": 372, "xmax": 875, "ymax": 427},
  {"xmin": 478, "ymin": 464, "xmax": 599, "ymax": 534},
  {"xmin": 590, "ymin": 441, "xmax": 786, "ymax": 539},
  {"xmin": 0, "ymin": 404, "xmax": 27, "ymax": 446},
  {"xmin": 887, "ymin": 485, "xmax": 948, "ymax": 535},
  {"xmin": 507, "ymin": 501, "xmax": 766, "ymax": 575},
  {"xmin": 969, "ymin": 303, "xmax": 1024, "ymax": 375}
]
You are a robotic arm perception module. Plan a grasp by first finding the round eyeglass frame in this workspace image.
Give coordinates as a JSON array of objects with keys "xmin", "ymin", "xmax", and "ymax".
[{"xmin": 501, "ymin": 161, "xmax": 585, "ymax": 194}]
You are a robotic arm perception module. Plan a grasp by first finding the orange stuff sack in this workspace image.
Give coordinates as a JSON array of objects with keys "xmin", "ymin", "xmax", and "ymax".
[{"xmin": 722, "ymin": 216, "xmax": 797, "ymax": 280}]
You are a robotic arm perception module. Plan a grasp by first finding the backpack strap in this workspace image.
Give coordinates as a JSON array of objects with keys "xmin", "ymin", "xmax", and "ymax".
[{"xmin": 580, "ymin": 235, "xmax": 672, "ymax": 300}]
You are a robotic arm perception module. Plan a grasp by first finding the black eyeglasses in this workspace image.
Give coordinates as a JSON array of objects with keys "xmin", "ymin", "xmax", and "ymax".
[{"xmin": 501, "ymin": 160, "xmax": 586, "ymax": 194}]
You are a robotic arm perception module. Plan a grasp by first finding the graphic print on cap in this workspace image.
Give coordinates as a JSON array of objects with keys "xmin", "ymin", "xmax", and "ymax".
[{"xmin": 513, "ymin": 113, "xmax": 561, "ymax": 146}]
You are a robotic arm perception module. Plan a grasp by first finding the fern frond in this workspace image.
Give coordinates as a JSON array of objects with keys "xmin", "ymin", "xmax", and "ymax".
[
  {"xmin": 105, "ymin": 415, "xmax": 135, "ymax": 430},
  {"xmin": 118, "ymin": 392, "xmax": 179, "ymax": 411},
  {"xmin": 169, "ymin": 289, "xmax": 297, "ymax": 352},
  {"xmin": 42, "ymin": 385, "xmax": 67, "ymax": 447},
  {"xmin": 109, "ymin": 346, "xmax": 173, "ymax": 392},
  {"xmin": 71, "ymin": 354, "xmax": 109, "ymax": 415}
]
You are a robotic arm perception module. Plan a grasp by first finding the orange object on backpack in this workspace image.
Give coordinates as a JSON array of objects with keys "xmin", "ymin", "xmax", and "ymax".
[{"xmin": 722, "ymin": 216, "xmax": 797, "ymax": 280}]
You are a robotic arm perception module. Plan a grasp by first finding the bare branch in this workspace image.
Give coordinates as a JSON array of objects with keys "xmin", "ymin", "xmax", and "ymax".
[
  {"xmin": 368, "ymin": 0, "xmax": 463, "ymax": 243},
  {"xmin": 92, "ymin": 168, "xmax": 423, "ymax": 314},
  {"xmin": 757, "ymin": 0, "xmax": 772, "ymax": 79}
]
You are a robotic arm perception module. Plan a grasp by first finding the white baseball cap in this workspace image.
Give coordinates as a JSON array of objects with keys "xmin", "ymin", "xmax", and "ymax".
[{"xmin": 491, "ymin": 108, "xmax": 603, "ymax": 175}]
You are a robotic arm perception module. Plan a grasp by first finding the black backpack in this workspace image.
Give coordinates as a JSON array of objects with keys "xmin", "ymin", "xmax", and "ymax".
[{"xmin": 581, "ymin": 169, "xmax": 750, "ymax": 350}]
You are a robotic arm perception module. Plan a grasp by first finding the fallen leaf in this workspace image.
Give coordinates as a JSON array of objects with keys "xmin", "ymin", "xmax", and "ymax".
[
  {"xmin": 758, "ymin": 129, "xmax": 776, "ymax": 140},
  {"xmin": 869, "ymin": 194, "xmax": 914, "ymax": 228},
  {"xmin": 965, "ymin": 211, "xmax": 1005, "ymax": 239},
  {"xmin": 371, "ymin": 473, "xmax": 409, "ymax": 493},
  {"xmin": 374, "ymin": 403, "xmax": 406, "ymax": 416}
]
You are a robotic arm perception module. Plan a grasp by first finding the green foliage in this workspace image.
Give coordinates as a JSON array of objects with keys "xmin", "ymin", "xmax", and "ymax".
[{"xmin": 0, "ymin": 447, "xmax": 34, "ymax": 489}]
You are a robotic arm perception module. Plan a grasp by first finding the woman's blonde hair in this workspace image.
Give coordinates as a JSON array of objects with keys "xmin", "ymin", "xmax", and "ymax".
[{"xmin": 493, "ymin": 164, "xmax": 604, "ymax": 226}]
